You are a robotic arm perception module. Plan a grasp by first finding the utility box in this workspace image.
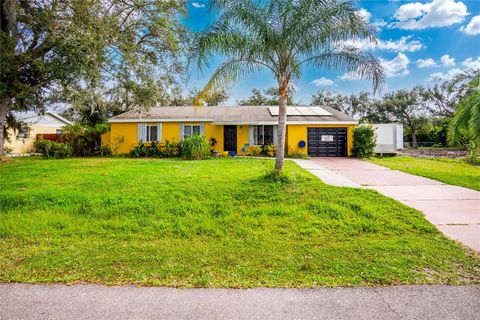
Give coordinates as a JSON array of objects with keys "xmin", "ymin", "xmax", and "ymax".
[{"xmin": 373, "ymin": 123, "xmax": 403, "ymax": 154}]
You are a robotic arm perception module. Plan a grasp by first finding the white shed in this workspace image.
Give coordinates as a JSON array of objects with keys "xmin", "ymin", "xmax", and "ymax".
[{"xmin": 373, "ymin": 123, "xmax": 403, "ymax": 154}]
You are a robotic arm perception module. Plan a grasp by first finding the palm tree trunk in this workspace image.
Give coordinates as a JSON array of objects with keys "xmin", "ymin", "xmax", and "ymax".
[{"xmin": 275, "ymin": 82, "xmax": 288, "ymax": 172}]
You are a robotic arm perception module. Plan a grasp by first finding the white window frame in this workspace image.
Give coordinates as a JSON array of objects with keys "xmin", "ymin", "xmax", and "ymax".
[
  {"xmin": 253, "ymin": 125, "xmax": 274, "ymax": 145},
  {"xmin": 138, "ymin": 123, "xmax": 162, "ymax": 142},
  {"xmin": 183, "ymin": 124, "xmax": 201, "ymax": 137}
]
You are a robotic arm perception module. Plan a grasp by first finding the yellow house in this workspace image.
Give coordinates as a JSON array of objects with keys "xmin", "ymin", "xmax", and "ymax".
[
  {"xmin": 104, "ymin": 106, "xmax": 357, "ymax": 157},
  {"xmin": 5, "ymin": 112, "xmax": 72, "ymax": 154}
]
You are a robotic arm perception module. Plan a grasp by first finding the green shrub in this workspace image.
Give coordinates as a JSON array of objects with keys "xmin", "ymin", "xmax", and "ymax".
[
  {"xmin": 245, "ymin": 146, "xmax": 262, "ymax": 156},
  {"xmin": 60, "ymin": 123, "xmax": 110, "ymax": 156},
  {"xmin": 262, "ymin": 144, "xmax": 276, "ymax": 157},
  {"xmin": 352, "ymin": 124, "xmax": 376, "ymax": 158},
  {"xmin": 180, "ymin": 135, "xmax": 209, "ymax": 160},
  {"xmin": 129, "ymin": 141, "xmax": 148, "ymax": 158},
  {"xmin": 34, "ymin": 138, "xmax": 73, "ymax": 159},
  {"xmin": 164, "ymin": 140, "xmax": 180, "ymax": 157},
  {"xmin": 287, "ymin": 150, "xmax": 308, "ymax": 159}
]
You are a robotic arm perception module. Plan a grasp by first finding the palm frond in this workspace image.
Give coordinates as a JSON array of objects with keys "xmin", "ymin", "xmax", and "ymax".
[
  {"xmin": 194, "ymin": 59, "xmax": 268, "ymax": 105},
  {"xmin": 300, "ymin": 45, "xmax": 384, "ymax": 92}
]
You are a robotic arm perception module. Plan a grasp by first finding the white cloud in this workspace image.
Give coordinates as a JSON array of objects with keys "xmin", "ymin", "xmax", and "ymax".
[
  {"xmin": 346, "ymin": 35, "xmax": 423, "ymax": 52},
  {"xmin": 428, "ymin": 68, "xmax": 463, "ymax": 81},
  {"xmin": 192, "ymin": 2, "xmax": 206, "ymax": 8},
  {"xmin": 312, "ymin": 77, "xmax": 334, "ymax": 86},
  {"xmin": 440, "ymin": 54, "xmax": 455, "ymax": 67},
  {"xmin": 460, "ymin": 15, "xmax": 480, "ymax": 35},
  {"xmin": 357, "ymin": 8, "xmax": 371, "ymax": 22},
  {"xmin": 380, "ymin": 53, "xmax": 410, "ymax": 78},
  {"xmin": 416, "ymin": 58, "xmax": 438, "ymax": 68},
  {"xmin": 462, "ymin": 57, "xmax": 480, "ymax": 70},
  {"xmin": 340, "ymin": 53, "xmax": 410, "ymax": 80},
  {"xmin": 392, "ymin": 0, "xmax": 468, "ymax": 30},
  {"xmin": 357, "ymin": 8, "xmax": 388, "ymax": 30}
]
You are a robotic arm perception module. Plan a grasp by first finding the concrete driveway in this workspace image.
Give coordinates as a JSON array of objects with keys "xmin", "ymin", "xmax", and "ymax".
[{"xmin": 294, "ymin": 158, "xmax": 480, "ymax": 251}]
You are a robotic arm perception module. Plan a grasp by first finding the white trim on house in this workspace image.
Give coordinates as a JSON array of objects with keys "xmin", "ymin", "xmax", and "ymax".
[
  {"xmin": 112, "ymin": 119, "xmax": 358, "ymax": 125},
  {"xmin": 110, "ymin": 118, "xmax": 213, "ymax": 123}
]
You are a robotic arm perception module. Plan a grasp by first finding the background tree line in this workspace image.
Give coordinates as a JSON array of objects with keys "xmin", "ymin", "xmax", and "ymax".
[{"xmin": 310, "ymin": 71, "xmax": 478, "ymax": 149}]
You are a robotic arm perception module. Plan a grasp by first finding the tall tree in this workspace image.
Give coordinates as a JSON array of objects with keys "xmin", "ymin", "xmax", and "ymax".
[
  {"xmin": 0, "ymin": 0, "xmax": 185, "ymax": 155},
  {"xmin": 311, "ymin": 91, "xmax": 372, "ymax": 120},
  {"xmin": 192, "ymin": 0, "xmax": 383, "ymax": 172},
  {"xmin": 448, "ymin": 69, "xmax": 480, "ymax": 160},
  {"xmin": 381, "ymin": 88, "xmax": 427, "ymax": 149},
  {"xmin": 238, "ymin": 87, "xmax": 295, "ymax": 106}
]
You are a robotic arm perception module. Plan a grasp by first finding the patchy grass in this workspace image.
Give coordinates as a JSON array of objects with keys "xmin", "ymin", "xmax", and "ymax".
[
  {"xmin": 370, "ymin": 156, "xmax": 480, "ymax": 191},
  {"xmin": 0, "ymin": 157, "xmax": 479, "ymax": 287}
]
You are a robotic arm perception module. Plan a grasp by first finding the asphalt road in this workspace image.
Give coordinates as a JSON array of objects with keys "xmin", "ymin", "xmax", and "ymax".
[{"xmin": 1, "ymin": 284, "xmax": 479, "ymax": 319}]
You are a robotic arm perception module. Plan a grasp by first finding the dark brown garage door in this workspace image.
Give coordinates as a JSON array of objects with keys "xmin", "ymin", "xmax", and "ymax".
[{"xmin": 307, "ymin": 128, "xmax": 347, "ymax": 157}]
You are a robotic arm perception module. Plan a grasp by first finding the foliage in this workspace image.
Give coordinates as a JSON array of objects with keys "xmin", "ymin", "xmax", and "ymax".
[
  {"xmin": 180, "ymin": 135, "xmax": 210, "ymax": 160},
  {"xmin": 129, "ymin": 141, "xmax": 149, "ymax": 158},
  {"xmin": 1, "ymin": 157, "xmax": 479, "ymax": 287},
  {"xmin": 0, "ymin": 0, "xmax": 187, "ymax": 154},
  {"xmin": 208, "ymin": 137, "xmax": 218, "ymax": 153},
  {"xmin": 164, "ymin": 140, "xmax": 181, "ymax": 158},
  {"xmin": 128, "ymin": 140, "xmax": 182, "ymax": 158},
  {"xmin": 238, "ymin": 88, "xmax": 295, "ymax": 106},
  {"xmin": 449, "ymin": 69, "xmax": 480, "ymax": 159},
  {"xmin": 191, "ymin": 0, "xmax": 384, "ymax": 171},
  {"xmin": 59, "ymin": 124, "xmax": 110, "ymax": 156},
  {"xmin": 245, "ymin": 146, "xmax": 262, "ymax": 156},
  {"xmin": 371, "ymin": 156, "xmax": 480, "ymax": 191},
  {"xmin": 287, "ymin": 150, "xmax": 309, "ymax": 159},
  {"xmin": 262, "ymin": 144, "xmax": 277, "ymax": 157},
  {"xmin": 311, "ymin": 91, "xmax": 374, "ymax": 120},
  {"xmin": 34, "ymin": 139, "xmax": 73, "ymax": 159},
  {"xmin": 351, "ymin": 125, "xmax": 376, "ymax": 158}
]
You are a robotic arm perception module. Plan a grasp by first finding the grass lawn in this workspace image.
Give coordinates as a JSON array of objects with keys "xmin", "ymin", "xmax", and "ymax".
[
  {"xmin": 1, "ymin": 157, "xmax": 479, "ymax": 287},
  {"xmin": 370, "ymin": 156, "xmax": 480, "ymax": 191}
]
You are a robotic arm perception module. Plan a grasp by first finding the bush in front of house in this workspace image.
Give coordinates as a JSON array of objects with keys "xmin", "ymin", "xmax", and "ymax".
[
  {"xmin": 262, "ymin": 144, "xmax": 276, "ymax": 157},
  {"xmin": 245, "ymin": 146, "xmax": 262, "ymax": 156},
  {"xmin": 129, "ymin": 140, "xmax": 181, "ymax": 158},
  {"xmin": 352, "ymin": 124, "xmax": 376, "ymax": 158},
  {"xmin": 59, "ymin": 123, "xmax": 110, "ymax": 156},
  {"xmin": 180, "ymin": 134, "xmax": 210, "ymax": 160},
  {"xmin": 34, "ymin": 138, "xmax": 73, "ymax": 159}
]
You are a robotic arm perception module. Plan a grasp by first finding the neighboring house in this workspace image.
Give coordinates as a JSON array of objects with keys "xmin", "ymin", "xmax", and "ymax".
[
  {"xmin": 5, "ymin": 112, "xmax": 72, "ymax": 154},
  {"xmin": 104, "ymin": 106, "xmax": 358, "ymax": 157}
]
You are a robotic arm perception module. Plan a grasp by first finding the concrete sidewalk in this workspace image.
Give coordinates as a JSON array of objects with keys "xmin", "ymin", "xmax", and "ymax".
[
  {"xmin": 1, "ymin": 283, "xmax": 479, "ymax": 320},
  {"xmin": 294, "ymin": 158, "xmax": 480, "ymax": 251}
]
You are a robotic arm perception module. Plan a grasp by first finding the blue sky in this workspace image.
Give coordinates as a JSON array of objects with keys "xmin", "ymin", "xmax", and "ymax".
[{"xmin": 183, "ymin": 0, "xmax": 480, "ymax": 104}]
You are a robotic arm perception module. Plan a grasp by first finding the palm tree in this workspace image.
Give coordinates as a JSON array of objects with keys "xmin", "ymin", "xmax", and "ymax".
[
  {"xmin": 449, "ymin": 68, "xmax": 480, "ymax": 162},
  {"xmin": 192, "ymin": 0, "xmax": 384, "ymax": 172}
]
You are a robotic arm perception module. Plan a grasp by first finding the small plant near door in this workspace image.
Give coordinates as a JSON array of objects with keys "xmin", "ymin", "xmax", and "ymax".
[
  {"xmin": 352, "ymin": 125, "xmax": 376, "ymax": 158},
  {"xmin": 208, "ymin": 137, "xmax": 218, "ymax": 155}
]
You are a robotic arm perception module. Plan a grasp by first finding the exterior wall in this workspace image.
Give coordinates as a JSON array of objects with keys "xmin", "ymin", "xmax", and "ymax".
[
  {"xmin": 286, "ymin": 124, "xmax": 355, "ymax": 156},
  {"xmin": 162, "ymin": 122, "xmax": 181, "ymax": 142},
  {"xmin": 204, "ymin": 123, "xmax": 224, "ymax": 153},
  {"xmin": 110, "ymin": 122, "xmax": 138, "ymax": 154},
  {"xmin": 106, "ymin": 122, "xmax": 355, "ymax": 156},
  {"xmin": 5, "ymin": 125, "xmax": 62, "ymax": 154}
]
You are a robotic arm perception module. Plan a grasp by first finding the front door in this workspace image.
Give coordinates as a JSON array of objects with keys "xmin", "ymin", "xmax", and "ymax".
[
  {"xmin": 224, "ymin": 125, "xmax": 237, "ymax": 152},
  {"xmin": 307, "ymin": 128, "xmax": 347, "ymax": 157}
]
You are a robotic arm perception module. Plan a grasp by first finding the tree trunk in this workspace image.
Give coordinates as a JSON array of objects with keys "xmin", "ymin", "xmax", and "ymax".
[
  {"xmin": 275, "ymin": 81, "xmax": 288, "ymax": 172},
  {"xmin": 0, "ymin": 99, "xmax": 10, "ymax": 157},
  {"xmin": 411, "ymin": 128, "xmax": 418, "ymax": 149}
]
